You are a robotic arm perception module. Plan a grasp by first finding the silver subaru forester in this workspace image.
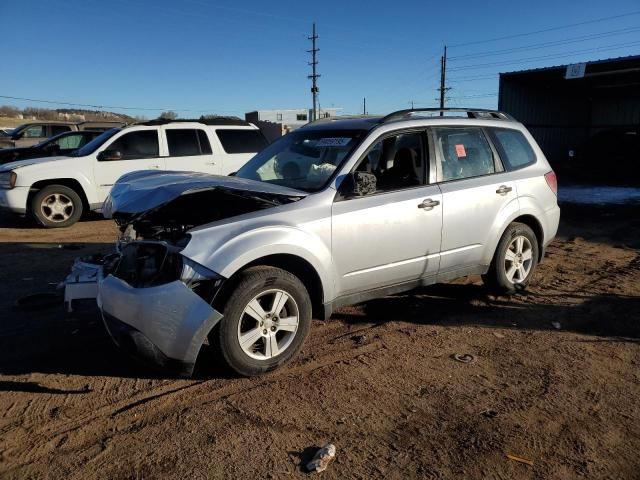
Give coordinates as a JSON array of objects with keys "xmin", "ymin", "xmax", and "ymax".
[{"xmin": 98, "ymin": 109, "xmax": 560, "ymax": 377}]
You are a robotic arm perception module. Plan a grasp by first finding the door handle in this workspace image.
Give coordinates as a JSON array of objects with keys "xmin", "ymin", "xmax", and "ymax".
[
  {"xmin": 150, "ymin": 164, "xmax": 161, "ymax": 169},
  {"xmin": 418, "ymin": 198, "xmax": 440, "ymax": 210},
  {"xmin": 496, "ymin": 185, "xmax": 512, "ymax": 195},
  {"xmin": 205, "ymin": 162, "xmax": 216, "ymax": 166}
]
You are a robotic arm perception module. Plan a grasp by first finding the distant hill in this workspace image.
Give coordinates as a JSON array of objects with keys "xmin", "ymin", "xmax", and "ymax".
[{"xmin": 0, "ymin": 105, "xmax": 142, "ymax": 125}]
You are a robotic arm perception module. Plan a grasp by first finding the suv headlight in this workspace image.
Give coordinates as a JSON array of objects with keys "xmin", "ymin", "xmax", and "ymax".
[
  {"xmin": 0, "ymin": 171, "xmax": 17, "ymax": 189},
  {"xmin": 181, "ymin": 256, "xmax": 225, "ymax": 304}
]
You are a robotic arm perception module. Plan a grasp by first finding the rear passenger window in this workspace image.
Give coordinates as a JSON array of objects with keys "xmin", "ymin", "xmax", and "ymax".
[
  {"xmin": 216, "ymin": 129, "xmax": 268, "ymax": 154},
  {"xmin": 434, "ymin": 128, "xmax": 495, "ymax": 181},
  {"xmin": 106, "ymin": 131, "xmax": 159, "ymax": 160},
  {"xmin": 489, "ymin": 128, "xmax": 536, "ymax": 170},
  {"xmin": 166, "ymin": 129, "xmax": 211, "ymax": 156}
]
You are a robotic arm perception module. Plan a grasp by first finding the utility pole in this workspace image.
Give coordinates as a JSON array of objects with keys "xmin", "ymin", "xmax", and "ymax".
[
  {"xmin": 363, "ymin": 97, "xmax": 366, "ymax": 115},
  {"xmin": 438, "ymin": 45, "xmax": 451, "ymax": 116},
  {"xmin": 308, "ymin": 23, "xmax": 320, "ymax": 121}
]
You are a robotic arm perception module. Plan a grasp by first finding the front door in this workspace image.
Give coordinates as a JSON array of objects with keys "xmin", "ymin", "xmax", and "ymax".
[
  {"xmin": 93, "ymin": 129, "xmax": 165, "ymax": 202},
  {"xmin": 331, "ymin": 130, "xmax": 443, "ymax": 297}
]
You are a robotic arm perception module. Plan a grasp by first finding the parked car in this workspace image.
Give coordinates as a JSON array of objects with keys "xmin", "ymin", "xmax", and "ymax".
[
  {"xmin": 0, "ymin": 120, "xmax": 126, "ymax": 149},
  {"xmin": 0, "ymin": 130, "xmax": 103, "ymax": 164},
  {"xmin": 96, "ymin": 108, "xmax": 560, "ymax": 377},
  {"xmin": 0, "ymin": 119, "xmax": 268, "ymax": 227}
]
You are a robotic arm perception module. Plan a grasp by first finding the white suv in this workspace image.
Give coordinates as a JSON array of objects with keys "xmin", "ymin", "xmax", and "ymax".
[{"xmin": 0, "ymin": 119, "xmax": 267, "ymax": 227}]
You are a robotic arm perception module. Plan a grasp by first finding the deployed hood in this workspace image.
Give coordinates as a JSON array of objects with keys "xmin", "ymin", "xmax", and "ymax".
[
  {"xmin": 0, "ymin": 155, "xmax": 70, "ymax": 171},
  {"xmin": 104, "ymin": 170, "xmax": 307, "ymax": 217},
  {"xmin": 103, "ymin": 170, "xmax": 308, "ymax": 241}
]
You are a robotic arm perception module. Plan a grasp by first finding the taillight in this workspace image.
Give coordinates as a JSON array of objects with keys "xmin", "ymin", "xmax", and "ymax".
[{"xmin": 544, "ymin": 171, "xmax": 557, "ymax": 196}]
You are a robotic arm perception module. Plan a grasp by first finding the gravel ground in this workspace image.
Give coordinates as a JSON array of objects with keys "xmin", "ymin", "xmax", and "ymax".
[{"xmin": 0, "ymin": 199, "xmax": 638, "ymax": 479}]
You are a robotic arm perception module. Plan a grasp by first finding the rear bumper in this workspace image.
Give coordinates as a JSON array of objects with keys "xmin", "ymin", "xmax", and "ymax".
[
  {"xmin": 97, "ymin": 275, "xmax": 224, "ymax": 376},
  {"xmin": 543, "ymin": 205, "xmax": 561, "ymax": 247}
]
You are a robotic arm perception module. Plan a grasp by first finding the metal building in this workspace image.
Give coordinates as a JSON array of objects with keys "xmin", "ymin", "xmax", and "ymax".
[{"xmin": 498, "ymin": 55, "xmax": 640, "ymax": 171}]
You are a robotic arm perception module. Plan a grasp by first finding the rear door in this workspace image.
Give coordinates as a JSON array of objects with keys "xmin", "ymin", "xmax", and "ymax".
[
  {"xmin": 331, "ymin": 129, "xmax": 442, "ymax": 296},
  {"xmin": 214, "ymin": 128, "xmax": 269, "ymax": 174},
  {"xmin": 433, "ymin": 126, "xmax": 517, "ymax": 277},
  {"xmin": 163, "ymin": 127, "xmax": 217, "ymax": 174},
  {"xmin": 93, "ymin": 129, "xmax": 165, "ymax": 201}
]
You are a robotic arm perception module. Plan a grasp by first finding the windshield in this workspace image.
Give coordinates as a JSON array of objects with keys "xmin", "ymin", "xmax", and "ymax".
[
  {"xmin": 235, "ymin": 129, "xmax": 366, "ymax": 192},
  {"xmin": 71, "ymin": 128, "xmax": 120, "ymax": 157}
]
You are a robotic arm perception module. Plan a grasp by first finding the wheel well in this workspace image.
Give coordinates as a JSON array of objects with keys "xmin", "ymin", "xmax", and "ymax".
[
  {"xmin": 28, "ymin": 179, "xmax": 89, "ymax": 211},
  {"xmin": 216, "ymin": 254, "xmax": 325, "ymax": 320},
  {"xmin": 512, "ymin": 215, "xmax": 544, "ymax": 261}
]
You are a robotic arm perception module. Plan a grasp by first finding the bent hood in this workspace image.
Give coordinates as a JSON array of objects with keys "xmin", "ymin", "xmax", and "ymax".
[{"xmin": 102, "ymin": 170, "xmax": 308, "ymax": 219}]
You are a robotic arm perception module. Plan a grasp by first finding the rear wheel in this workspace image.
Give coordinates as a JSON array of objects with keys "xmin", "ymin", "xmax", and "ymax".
[
  {"xmin": 483, "ymin": 222, "xmax": 539, "ymax": 295},
  {"xmin": 214, "ymin": 266, "xmax": 312, "ymax": 376},
  {"xmin": 31, "ymin": 185, "xmax": 83, "ymax": 228}
]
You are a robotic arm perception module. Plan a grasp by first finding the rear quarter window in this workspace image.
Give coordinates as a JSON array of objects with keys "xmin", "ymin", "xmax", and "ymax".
[
  {"xmin": 489, "ymin": 128, "xmax": 536, "ymax": 170},
  {"xmin": 216, "ymin": 129, "xmax": 268, "ymax": 154}
]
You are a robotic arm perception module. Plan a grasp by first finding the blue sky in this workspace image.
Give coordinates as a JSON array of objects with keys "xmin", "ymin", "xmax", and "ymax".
[{"xmin": 2, "ymin": 0, "xmax": 640, "ymax": 118}]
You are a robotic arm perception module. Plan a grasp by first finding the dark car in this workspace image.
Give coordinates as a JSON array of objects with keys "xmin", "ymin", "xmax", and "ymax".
[{"xmin": 0, "ymin": 130, "xmax": 104, "ymax": 164}]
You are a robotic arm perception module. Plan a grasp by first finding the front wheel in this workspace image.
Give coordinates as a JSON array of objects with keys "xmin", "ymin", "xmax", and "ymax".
[
  {"xmin": 483, "ymin": 222, "xmax": 539, "ymax": 295},
  {"xmin": 214, "ymin": 266, "xmax": 312, "ymax": 376},
  {"xmin": 30, "ymin": 185, "xmax": 83, "ymax": 228}
]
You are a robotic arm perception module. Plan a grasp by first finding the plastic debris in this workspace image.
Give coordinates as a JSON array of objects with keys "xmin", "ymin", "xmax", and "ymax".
[
  {"xmin": 551, "ymin": 321, "xmax": 562, "ymax": 330},
  {"xmin": 493, "ymin": 332, "xmax": 505, "ymax": 339},
  {"xmin": 506, "ymin": 453, "xmax": 534, "ymax": 466},
  {"xmin": 306, "ymin": 444, "xmax": 336, "ymax": 473},
  {"xmin": 452, "ymin": 353, "xmax": 475, "ymax": 364},
  {"xmin": 480, "ymin": 409, "xmax": 498, "ymax": 418}
]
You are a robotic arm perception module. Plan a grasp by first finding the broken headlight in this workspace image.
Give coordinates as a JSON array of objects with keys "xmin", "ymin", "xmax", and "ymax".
[{"xmin": 180, "ymin": 257, "xmax": 224, "ymax": 303}]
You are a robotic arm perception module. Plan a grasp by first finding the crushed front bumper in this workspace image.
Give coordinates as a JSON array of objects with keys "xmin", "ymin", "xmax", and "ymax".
[{"xmin": 97, "ymin": 275, "xmax": 224, "ymax": 377}]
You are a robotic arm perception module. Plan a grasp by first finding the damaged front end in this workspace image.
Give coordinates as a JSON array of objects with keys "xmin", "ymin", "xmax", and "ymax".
[{"xmin": 91, "ymin": 171, "xmax": 307, "ymax": 375}]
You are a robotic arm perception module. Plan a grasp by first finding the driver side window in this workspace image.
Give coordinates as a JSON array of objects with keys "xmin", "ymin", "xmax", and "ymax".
[
  {"xmin": 106, "ymin": 131, "xmax": 159, "ymax": 160},
  {"xmin": 353, "ymin": 131, "xmax": 426, "ymax": 194}
]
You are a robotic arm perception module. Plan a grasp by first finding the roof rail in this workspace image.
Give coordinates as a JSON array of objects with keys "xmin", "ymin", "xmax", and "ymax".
[
  {"xmin": 381, "ymin": 108, "xmax": 515, "ymax": 123},
  {"xmin": 303, "ymin": 114, "xmax": 378, "ymax": 127},
  {"xmin": 137, "ymin": 117, "xmax": 250, "ymax": 127}
]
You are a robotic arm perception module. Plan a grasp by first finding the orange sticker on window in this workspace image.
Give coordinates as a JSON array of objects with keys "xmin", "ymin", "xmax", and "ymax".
[{"xmin": 455, "ymin": 144, "xmax": 467, "ymax": 158}]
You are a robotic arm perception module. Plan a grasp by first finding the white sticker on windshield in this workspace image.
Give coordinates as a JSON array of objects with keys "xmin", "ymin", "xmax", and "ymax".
[{"xmin": 315, "ymin": 137, "xmax": 352, "ymax": 147}]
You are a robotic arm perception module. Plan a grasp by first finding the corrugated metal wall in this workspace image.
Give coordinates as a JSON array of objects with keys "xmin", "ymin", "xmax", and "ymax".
[{"xmin": 499, "ymin": 59, "xmax": 640, "ymax": 164}]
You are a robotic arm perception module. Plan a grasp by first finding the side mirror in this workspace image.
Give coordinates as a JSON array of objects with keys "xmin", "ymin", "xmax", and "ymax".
[
  {"xmin": 340, "ymin": 171, "xmax": 377, "ymax": 197},
  {"xmin": 12, "ymin": 131, "xmax": 24, "ymax": 140},
  {"xmin": 98, "ymin": 150, "xmax": 123, "ymax": 161}
]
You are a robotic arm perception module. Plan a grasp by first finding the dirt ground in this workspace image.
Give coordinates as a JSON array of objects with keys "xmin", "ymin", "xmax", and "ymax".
[{"xmin": 0, "ymin": 200, "xmax": 639, "ymax": 480}]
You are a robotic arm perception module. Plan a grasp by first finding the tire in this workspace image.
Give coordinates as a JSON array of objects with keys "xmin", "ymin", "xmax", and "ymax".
[
  {"xmin": 482, "ymin": 222, "xmax": 539, "ymax": 295},
  {"xmin": 214, "ymin": 266, "xmax": 312, "ymax": 376},
  {"xmin": 31, "ymin": 185, "xmax": 83, "ymax": 228}
]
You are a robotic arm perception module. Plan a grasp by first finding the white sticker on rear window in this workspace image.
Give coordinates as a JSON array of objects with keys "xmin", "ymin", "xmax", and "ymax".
[{"xmin": 315, "ymin": 137, "xmax": 352, "ymax": 147}]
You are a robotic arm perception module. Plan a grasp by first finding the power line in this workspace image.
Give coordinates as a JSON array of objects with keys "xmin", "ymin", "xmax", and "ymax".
[
  {"xmin": 447, "ymin": 39, "xmax": 640, "ymax": 72},
  {"xmin": 0, "ymin": 94, "xmax": 191, "ymax": 112},
  {"xmin": 448, "ymin": 26, "xmax": 640, "ymax": 61},
  {"xmin": 448, "ymin": 9, "xmax": 640, "ymax": 48}
]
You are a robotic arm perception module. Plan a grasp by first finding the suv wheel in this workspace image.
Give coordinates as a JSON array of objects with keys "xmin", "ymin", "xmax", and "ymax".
[
  {"xmin": 214, "ymin": 266, "xmax": 312, "ymax": 376},
  {"xmin": 31, "ymin": 185, "xmax": 83, "ymax": 228},
  {"xmin": 483, "ymin": 222, "xmax": 539, "ymax": 295}
]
